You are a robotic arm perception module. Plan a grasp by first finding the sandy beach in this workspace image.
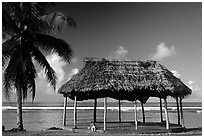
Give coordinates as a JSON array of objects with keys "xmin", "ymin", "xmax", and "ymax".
[
  {"xmin": 2, "ymin": 127, "xmax": 202, "ymax": 136},
  {"xmin": 2, "ymin": 121, "xmax": 202, "ymax": 136}
]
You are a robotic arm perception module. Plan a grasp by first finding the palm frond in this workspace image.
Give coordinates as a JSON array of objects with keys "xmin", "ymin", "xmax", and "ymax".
[
  {"xmin": 2, "ymin": 2, "xmax": 75, "ymax": 103},
  {"xmin": 29, "ymin": 79, "xmax": 36, "ymax": 102},
  {"xmin": 42, "ymin": 11, "xmax": 76, "ymax": 32},
  {"xmin": 24, "ymin": 56, "xmax": 37, "ymax": 101},
  {"xmin": 27, "ymin": 17, "xmax": 51, "ymax": 34},
  {"xmin": 20, "ymin": 3, "xmax": 51, "ymax": 34},
  {"xmin": 3, "ymin": 66, "xmax": 15, "ymax": 101},
  {"xmin": 3, "ymin": 39, "xmax": 38, "ymax": 101},
  {"xmin": 2, "ymin": 37, "xmax": 19, "ymax": 68},
  {"xmin": 2, "ymin": 46, "xmax": 23, "ymax": 101},
  {"xmin": 35, "ymin": 33, "xmax": 73, "ymax": 63},
  {"xmin": 35, "ymin": 2, "xmax": 55, "ymax": 16},
  {"xmin": 30, "ymin": 45, "xmax": 57, "ymax": 89},
  {"xmin": 2, "ymin": 3, "xmax": 20, "ymax": 36},
  {"xmin": 22, "ymin": 55, "xmax": 37, "ymax": 101}
]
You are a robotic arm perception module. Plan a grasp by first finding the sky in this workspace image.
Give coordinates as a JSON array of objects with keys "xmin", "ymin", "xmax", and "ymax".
[{"xmin": 2, "ymin": 2, "xmax": 202, "ymax": 103}]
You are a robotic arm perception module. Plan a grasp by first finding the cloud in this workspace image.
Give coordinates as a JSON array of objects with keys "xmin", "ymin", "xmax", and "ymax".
[
  {"xmin": 185, "ymin": 80, "xmax": 202, "ymax": 102},
  {"xmin": 150, "ymin": 42, "xmax": 176, "ymax": 61},
  {"xmin": 36, "ymin": 53, "xmax": 67, "ymax": 94},
  {"xmin": 45, "ymin": 53, "xmax": 67, "ymax": 84},
  {"xmin": 171, "ymin": 70, "xmax": 181, "ymax": 78},
  {"xmin": 107, "ymin": 46, "xmax": 128, "ymax": 60},
  {"xmin": 190, "ymin": 85, "xmax": 201, "ymax": 91},
  {"xmin": 187, "ymin": 80, "xmax": 201, "ymax": 91},
  {"xmin": 66, "ymin": 68, "xmax": 79, "ymax": 81},
  {"xmin": 188, "ymin": 80, "xmax": 195, "ymax": 85},
  {"xmin": 36, "ymin": 53, "xmax": 80, "ymax": 95},
  {"xmin": 71, "ymin": 57, "xmax": 78, "ymax": 63},
  {"xmin": 170, "ymin": 71, "xmax": 201, "ymax": 92}
]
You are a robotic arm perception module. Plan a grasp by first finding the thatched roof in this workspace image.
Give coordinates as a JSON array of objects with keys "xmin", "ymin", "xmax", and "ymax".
[{"xmin": 58, "ymin": 58, "xmax": 192, "ymax": 101}]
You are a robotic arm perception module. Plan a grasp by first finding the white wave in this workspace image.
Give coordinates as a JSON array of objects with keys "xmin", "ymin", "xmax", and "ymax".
[
  {"xmin": 2, "ymin": 106, "xmax": 201, "ymax": 111},
  {"xmin": 2, "ymin": 106, "xmax": 106, "ymax": 110},
  {"xmin": 2, "ymin": 106, "xmax": 14, "ymax": 110},
  {"xmin": 113, "ymin": 107, "xmax": 160, "ymax": 111},
  {"xmin": 196, "ymin": 110, "xmax": 202, "ymax": 113}
]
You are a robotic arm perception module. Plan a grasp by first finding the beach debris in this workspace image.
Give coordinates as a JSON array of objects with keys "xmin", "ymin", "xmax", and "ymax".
[
  {"xmin": 7, "ymin": 127, "xmax": 26, "ymax": 132},
  {"xmin": 2, "ymin": 125, "xmax": 5, "ymax": 131},
  {"xmin": 47, "ymin": 127, "xmax": 63, "ymax": 130}
]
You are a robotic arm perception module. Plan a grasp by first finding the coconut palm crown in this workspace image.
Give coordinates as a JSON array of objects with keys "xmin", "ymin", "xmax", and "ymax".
[{"xmin": 2, "ymin": 2, "xmax": 76, "ymax": 130}]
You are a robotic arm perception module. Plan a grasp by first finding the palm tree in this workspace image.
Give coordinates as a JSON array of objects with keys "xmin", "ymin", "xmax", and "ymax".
[{"xmin": 2, "ymin": 2, "xmax": 76, "ymax": 131}]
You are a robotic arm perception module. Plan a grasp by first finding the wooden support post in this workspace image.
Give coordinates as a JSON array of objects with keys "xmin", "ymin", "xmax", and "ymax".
[
  {"xmin": 94, "ymin": 99, "xmax": 97, "ymax": 124},
  {"xmin": 63, "ymin": 96, "xmax": 67, "ymax": 126},
  {"xmin": 180, "ymin": 96, "xmax": 185, "ymax": 127},
  {"xmin": 164, "ymin": 98, "xmax": 170, "ymax": 129},
  {"xmin": 159, "ymin": 98, "xmax": 163, "ymax": 123},
  {"xmin": 134, "ymin": 98, "xmax": 138, "ymax": 130},
  {"xmin": 176, "ymin": 97, "xmax": 180, "ymax": 125},
  {"xmin": 104, "ymin": 97, "xmax": 107, "ymax": 131},
  {"xmin": 119, "ymin": 99, "xmax": 121, "ymax": 123},
  {"xmin": 141, "ymin": 101, "xmax": 145, "ymax": 123},
  {"xmin": 74, "ymin": 96, "xmax": 77, "ymax": 128}
]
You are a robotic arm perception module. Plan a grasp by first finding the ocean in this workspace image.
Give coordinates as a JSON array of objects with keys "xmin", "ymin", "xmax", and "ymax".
[{"xmin": 2, "ymin": 101, "xmax": 202, "ymax": 131}]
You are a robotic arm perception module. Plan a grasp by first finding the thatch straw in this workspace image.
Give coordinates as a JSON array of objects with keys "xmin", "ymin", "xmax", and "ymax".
[{"xmin": 58, "ymin": 58, "xmax": 191, "ymax": 101}]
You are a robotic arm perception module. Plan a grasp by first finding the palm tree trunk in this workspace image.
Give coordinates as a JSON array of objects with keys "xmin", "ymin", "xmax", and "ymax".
[{"xmin": 16, "ymin": 83, "xmax": 24, "ymax": 130}]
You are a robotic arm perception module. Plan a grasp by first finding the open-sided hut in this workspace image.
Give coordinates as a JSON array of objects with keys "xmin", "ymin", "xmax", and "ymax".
[{"xmin": 58, "ymin": 58, "xmax": 192, "ymax": 130}]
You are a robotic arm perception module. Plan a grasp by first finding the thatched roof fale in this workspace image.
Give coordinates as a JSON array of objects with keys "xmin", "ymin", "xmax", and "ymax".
[{"xmin": 58, "ymin": 58, "xmax": 192, "ymax": 101}]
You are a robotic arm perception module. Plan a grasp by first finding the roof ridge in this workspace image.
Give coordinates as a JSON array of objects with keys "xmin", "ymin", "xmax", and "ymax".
[{"xmin": 84, "ymin": 57, "xmax": 157, "ymax": 63}]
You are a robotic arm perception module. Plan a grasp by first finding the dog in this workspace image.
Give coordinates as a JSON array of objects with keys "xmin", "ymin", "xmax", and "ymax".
[{"xmin": 88, "ymin": 123, "xmax": 96, "ymax": 132}]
